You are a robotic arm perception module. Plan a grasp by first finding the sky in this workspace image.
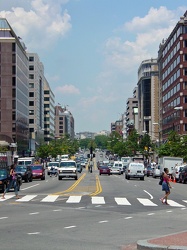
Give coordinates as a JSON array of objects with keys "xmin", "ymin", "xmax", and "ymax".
[{"xmin": 0, "ymin": 0, "xmax": 187, "ymax": 133}]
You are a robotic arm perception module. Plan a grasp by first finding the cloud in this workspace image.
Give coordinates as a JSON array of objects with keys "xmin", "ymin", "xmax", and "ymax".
[
  {"xmin": 0, "ymin": 0, "xmax": 71, "ymax": 50},
  {"xmin": 55, "ymin": 85, "xmax": 80, "ymax": 95}
]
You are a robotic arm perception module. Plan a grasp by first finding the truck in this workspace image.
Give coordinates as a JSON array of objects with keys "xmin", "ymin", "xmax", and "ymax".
[{"xmin": 158, "ymin": 156, "xmax": 183, "ymax": 177}]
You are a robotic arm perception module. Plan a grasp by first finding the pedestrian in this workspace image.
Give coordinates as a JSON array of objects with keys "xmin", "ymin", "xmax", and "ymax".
[
  {"xmin": 2, "ymin": 164, "xmax": 20, "ymax": 199},
  {"xmin": 160, "ymin": 167, "xmax": 172, "ymax": 205}
]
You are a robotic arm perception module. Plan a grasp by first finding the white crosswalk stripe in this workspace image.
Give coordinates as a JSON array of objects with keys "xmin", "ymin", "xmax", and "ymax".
[
  {"xmin": 137, "ymin": 198, "xmax": 158, "ymax": 206},
  {"xmin": 66, "ymin": 196, "xmax": 82, "ymax": 203},
  {"xmin": 115, "ymin": 197, "xmax": 131, "ymax": 205},
  {"xmin": 41, "ymin": 195, "xmax": 59, "ymax": 202},
  {"xmin": 0, "ymin": 194, "xmax": 186, "ymax": 208}
]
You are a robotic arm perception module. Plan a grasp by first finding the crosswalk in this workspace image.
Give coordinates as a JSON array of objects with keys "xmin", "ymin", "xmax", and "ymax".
[{"xmin": 0, "ymin": 194, "xmax": 187, "ymax": 208}]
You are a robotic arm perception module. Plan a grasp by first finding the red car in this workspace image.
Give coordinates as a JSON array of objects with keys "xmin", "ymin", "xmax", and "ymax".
[
  {"xmin": 99, "ymin": 166, "xmax": 111, "ymax": 175},
  {"xmin": 30, "ymin": 164, "xmax": 45, "ymax": 180}
]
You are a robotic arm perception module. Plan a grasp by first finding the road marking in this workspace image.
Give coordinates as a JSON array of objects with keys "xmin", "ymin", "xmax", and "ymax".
[
  {"xmin": 90, "ymin": 175, "xmax": 102, "ymax": 196},
  {"xmin": 115, "ymin": 197, "xmax": 131, "ymax": 205},
  {"xmin": 41, "ymin": 195, "xmax": 59, "ymax": 202},
  {"xmin": 64, "ymin": 225, "xmax": 76, "ymax": 229},
  {"xmin": 137, "ymin": 198, "xmax": 158, "ymax": 206},
  {"xmin": 167, "ymin": 200, "xmax": 185, "ymax": 207},
  {"xmin": 91, "ymin": 196, "xmax": 105, "ymax": 204},
  {"xmin": 28, "ymin": 232, "xmax": 40, "ymax": 235},
  {"xmin": 99, "ymin": 220, "xmax": 108, "ymax": 223},
  {"xmin": 21, "ymin": 184, "xmax": 40, "ymax": 190},
  {"xmin": 66, "ymin": 196, "xmax": 82, "ymax": 203},
  {"xmin": 147, "ymin": 213, "xmax": 155, "ymax": 216},
  {"xmin": 53, "ymin": 209, "xmax": 62, "ymax": 212},
  {"xmin": 0, "ymin": 194, "xmax": 15, "ymax": 201},
  {"xmin": 124, "ymin": 217, "xmax": 132, "ymax": 220},
  {"xmin": 144, "ymin": 190, "xmax": 153, "ymax": 199},
  {"xmin": 0, "ymin": 217, "xmax": 8, "ymax": 220},
  {"xmin": 16, "ymin": 195, "xmax": 37, "ymax": 202},
  {"xmin": 29, "ymin": 212, "xmax": 39, "ymax": 215},
  {"xmin": 166, "ymin": 210, "xmax": 172, "ymax": 213}
]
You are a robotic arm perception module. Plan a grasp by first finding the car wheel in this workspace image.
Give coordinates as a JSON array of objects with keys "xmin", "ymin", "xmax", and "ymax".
[
  {"xmin": 25, "ymin": 176, "xmax": 29, "ymax": 183},
  {"xmin": 58, "ymin": 176, "xmax": 62, "ymax": 180},
  {"xmin": 29, "ymin": 177, "xmax": 32, "ymax": 182},
  {"xmin": 140, "ymin": 177, "xmax": 144, "ymax": 181}
]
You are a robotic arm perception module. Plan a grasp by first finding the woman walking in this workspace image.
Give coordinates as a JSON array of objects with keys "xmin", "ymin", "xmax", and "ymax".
[
  {"xmin": 160, "ymin": 167, "xmax": 172, "ymax": 205},
  {"xmin": 2, "ymin": 164, "xmax": 20, "ymax": 199}
]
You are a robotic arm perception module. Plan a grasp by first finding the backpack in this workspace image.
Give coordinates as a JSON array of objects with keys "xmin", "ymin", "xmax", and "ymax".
[{"xmin": 159, "ymin": 174, "xmax": 163, "ymax": 185}]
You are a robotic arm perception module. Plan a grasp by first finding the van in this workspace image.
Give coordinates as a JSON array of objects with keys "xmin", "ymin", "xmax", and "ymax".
[
  {"xmin": 58, "ymin": 160, "xmax": 78, "ymax": 180},
  {"xmin": 17, "ymin": 157, "xmax": 35, "ymax": 166},
  {"xmin": 61, "ymin": 154, "xmax": 69, "ymax": 161},
  {"xmin": 113, "ymin": 161, "xmax": 124, "ymax": 174},
  {"xmin": 125, "ymin": 162, "xmax": 145, "ymax": 180}
]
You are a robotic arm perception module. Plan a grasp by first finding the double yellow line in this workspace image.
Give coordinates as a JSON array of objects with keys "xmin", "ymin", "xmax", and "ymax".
[{"xmin": 90, "ymin": 175, "xmax": 102, "ymax": 196}]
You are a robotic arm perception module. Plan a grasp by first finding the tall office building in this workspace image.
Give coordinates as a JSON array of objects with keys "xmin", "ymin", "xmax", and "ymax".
[
  {"xmin": 158, "ymin": 11, "xmax": 187, "ymax": 140},
  {"xmin": 137, "ymin": 59, "xmax": 159, "ymax": 141},
  {"xmin": 0, "ymin": 18, "xmax": 29, "ymax": 155},
  {"xmin": 27, "ymin": 52, "xmax": 44, "ymax": 155},
  {"xmin": 44, "ymin": 78, "xmax": 55, "ymax": 143}
]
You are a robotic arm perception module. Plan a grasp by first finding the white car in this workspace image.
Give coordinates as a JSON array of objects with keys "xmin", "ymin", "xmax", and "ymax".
[
  {"xmin": 152, "ymin": 165, "xmax": 161, "ymax": 178},
  {"xmin": 110, "ymin": 166, "xmax": 121, "ymax": 175},
  {"xmin": 172, "ymin": 164, "xmax": 185, "ymax": 182}
]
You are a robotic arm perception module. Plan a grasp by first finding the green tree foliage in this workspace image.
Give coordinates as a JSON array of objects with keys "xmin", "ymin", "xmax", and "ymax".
[{"xmin": 94, "ymin": 135, "xmax": 108, "ymax": 149}]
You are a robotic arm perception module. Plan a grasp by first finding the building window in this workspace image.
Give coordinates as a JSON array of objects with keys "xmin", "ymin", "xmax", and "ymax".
[
  {"xmin": 184, "ymin": 82, "xmax": 187, "ymax": 90},
  {"xmin": 29, "ymin": 119, "xmax": 34, "ymax": 124},
  {"xmin": 12, "ymin": 54, "xmax": 16, "ymax": 63},
  {"xmin": 12, "ymin": 43, "xmax": 15, "ymax": 52},
  {"xmin": 185, "ymin": 124, "xmax": 187, "ymax": 131},
  {"xmin": 184, "ymin": 40, "xmax": 187, "ymax": 48},
  {"xmin": 29, "ymin": 65, "xmax": 34, "ymax": 70},
  {"xmin": 29, "ymin": 101, "xmax": 34, "ymax": 106},
  {"xmin": 12, "ymin": 100, "xmax": 16, "ymax": 109},
  {"xmin": 29, "ymin": 83, "xmax": 34, "ymax": 88},
  {"xmin": 12, "ymin": 77, "xmax": 16, "ymax": 86},
  {"xmin": 29, "ymin": 92, "xmax": 34, "ymax": 97},
  {"xmin": 29, "ymin": 57, "xmax": 34, "ymax": 61},
  {"xmin": 29, "ymin": 110, "xmax": 34, "ymax": 115},
  {"xmin": 29, "ymin": 74, "xmax": 34, "ymax": 79},
  {"xmin": 184, "ymin": 54, "xmax": 187, "ymax": 61},
  {"xmin": 12, "ymin": 66, "xmax": 16, "ymax": 74},
  {"xmin": 12, "ymin": 88, "xmax": 16, "ymax": 98}
]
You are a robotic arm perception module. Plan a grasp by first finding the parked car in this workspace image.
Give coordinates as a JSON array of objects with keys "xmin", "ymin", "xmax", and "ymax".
[
  {"xmin": 178, "ymin": 165, "xmax": 187, "ymax": 184},
  {"xmin": 110, "ymin": 166, "xmax": 121, "ymax": 175},
  {"xmin": 15, "ymin": 165, "xmax": 33, "ymax": 182},
  {"xmin": 0, "ymin": 168, "xmax": 22, "ymax": 193},
  {"xmin": 172, "ymin": 164, "xmax": 185, "ymax": 182},
  {"xmin": 30, "ymin": 164, "xmax": 45, "ymax": 180},
  {"xmin": 98, "ymin": 165, "xmax": 111, "ymax": 175}
]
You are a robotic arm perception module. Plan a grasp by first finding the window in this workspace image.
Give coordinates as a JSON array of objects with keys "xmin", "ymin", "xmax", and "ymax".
[
  {"xmin": 184, "ymin": 68, "xmax": 187, "ymax": 76},
  {"xmin": 29, "ymin": 110, "xmax": 34, "ymax": 115},
  {"xmin": 12, "ymin": 89, "xmax": 16, "ymax": 98},
  {"xmin": 29, "ymin": 119, "xmax": 34, "ymax": 124},
  {"xmin": 29, "ymin": 57, "xmax": 34, "ymax": 61},
  {"xmin": 184, "ymin": 96, "xmax": 187, "ymax": 103},
  {"xmin": 29, "ymin": 65, "xmax": 34, "ymax": 70},
  {"xmin": 12, "ymin": 66, "xmax": 16, "ymax": 74},
  {"xmin": 29, "ymin": 74, "xmax": 34, "ymax": 79},
  {"xmin": 12, "ymin": 77, "xmax": 16, "ymax": 86},
  {"xmin": 29, "ymin": 83, "xmax": 34, "ymax": 88},
  {"xmin": 184, "ymin": 54, "xmax": 187, "ymax": 61},
  {"xmin": 29, "ymin": 92, "xmax": 34, "ymax": 97},
  {"xmin": 29, "ymin": 101, "xmax": 34, "ymax": 106},
  {"xmin": 12, "ymin": 43, "xmax": 15, "ymax": 52},
  {"xmin": 184, "ymin": 82, "xmax": 187, "ymax": 90}
]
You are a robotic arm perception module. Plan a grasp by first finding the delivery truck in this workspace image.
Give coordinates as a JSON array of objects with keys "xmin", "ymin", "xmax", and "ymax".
[{"xmin": 158, "ymin": 156, "xmax": 183, "ymax": 177}]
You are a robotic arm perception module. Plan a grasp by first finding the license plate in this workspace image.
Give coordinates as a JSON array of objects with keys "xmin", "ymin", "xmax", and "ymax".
[{"xmin": 137, "ymin": 170, "xmax": 141, "ymax": 173}]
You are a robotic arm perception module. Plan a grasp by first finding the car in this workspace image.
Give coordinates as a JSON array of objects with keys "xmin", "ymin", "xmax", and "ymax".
[
  {"xmin": 47, "ymin": 162, "xmax": 59, "ymax": 175},
  {"xmin": 30, "ymin": 164, "xmax": 45, "ymax": 180},
  {"xmin": 113, "ymin": 161, "xmax": 124, "ymax": 174},
  {"xmin": 152, "ymin": 165, "xmax": 161, "ymax": 178},
  {"xmin": 58, "ymin": 160, "xmax": 78, "ymax": 180},
  {"xmin": 125, "ymin": 162, "xmax": 145, "ymax": 180},
  {"xmin": 178, "ymin": 165, "xmax": 187, "ymax": 184},
  {"xmin": 99, "ymin": 165, "xmax": 111, "ymax": 175},
  {"xmin": 146, "ymin": 166, "xmax": 153, "ymax": 177},
  {"xmin": 110, "ymin": 166, "xmax": 121, "ymax": 175},
  {"xmin": 172, "ymin": 164, "xmax": 185, "ymax": 182},
  {"xmin": 15, "ymin": 165, "xmax": 33, "ymax": 182},
  {"xmin": 0, "ymin": 168, "xmax": 22, "ymax": 193}
]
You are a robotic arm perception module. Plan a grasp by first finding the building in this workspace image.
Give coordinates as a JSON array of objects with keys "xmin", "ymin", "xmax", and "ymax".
[
  {"xmin": 158, "ymin": 11, "xmax": 187, "ymax": 140},
  {"xmin": 55, "ymin": 105, "xmax": 75, "ymax": 139},
  {"xmin": 137, "ymin": 58, "xmax": 159, "ymax": 141},
  {"xmin": 44, "ymin": 78, "xmax": 55, "ymax": 143},
  {"xmin": 0, "ymin": 18, "xmax": 29, "ymax": 156},
  {"xmin": 27, "ymin": 53, "xmax": 45, "ymax": 155}
]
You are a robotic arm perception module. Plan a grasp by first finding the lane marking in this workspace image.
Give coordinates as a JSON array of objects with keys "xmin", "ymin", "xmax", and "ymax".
[
  {"xmin": 28, "ymin": 232, "xmax": 40, "ymax": 235},
  {"xmin": 29, "ymin": 212, "xmax": 39, "ymax": 215},
  {"xmin": 148, "ymin": 213, "xmax": 155, "ymax": 216},
  {"xmin": 99, "ymin": 220, "xmax": 108, "ymax": 223},
  {"xmin": 21, "ymin": 184, "xmax": 40, "ymax": 190},
  {"xmin": 0, "ymin": 217, "xmax": 8, "ymax": 220},
  {"xmin": 144, "ymin": 190, "xmax": 153, "ymax": 199},
  {"xmin": 53, "ymin": 209, "xmax": 62, "ymax": 212},
  {"xmin": 91, "ymin": 196, "xmax": 105, "ymax": 204},
  {"xmin": 16, "ymin": 195, "xmax": 37, "ymax": 202},
  {"xmin": 124, "ymin": 217, "xmax": 132, "ymax": 220},
  {"xmin": 41, "ymin": 195, "xmax": 59, "ymax": 202},
  {"xmin": 167, "ymin": 200, "xmax": 185, "ymax": 207},
  {"xmin": 0, "ymin": 194, "xmax": 15, "ymax": 201},
  {"xmin": 90, "ymin": 175, "xmax": 102, "ymax": 196},
  {"xmin": 66, "ymin": 196, "xmax": 82, "ymax": 203},
  {"xmin": 64, "ymin": 225, "xmax": 76, "ymax": 229}
]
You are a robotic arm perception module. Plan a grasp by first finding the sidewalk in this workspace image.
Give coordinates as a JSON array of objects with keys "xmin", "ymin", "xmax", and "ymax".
[{"xmin": 122, "ymin": 231, "xmax": 187, "ymax": 250}]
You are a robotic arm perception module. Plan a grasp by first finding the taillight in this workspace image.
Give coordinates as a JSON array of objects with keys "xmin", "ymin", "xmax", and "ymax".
[
  {"xmin": 176, "ymin": 172, "xmax": 178, "ymax": 174},
  {"xmin": 128, "ymin": 170, "xmax": 130, "ymax": 173}
]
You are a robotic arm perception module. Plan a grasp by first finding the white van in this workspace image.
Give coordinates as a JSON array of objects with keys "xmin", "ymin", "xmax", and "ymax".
[
  {"xmin": 125, "ymin": 162, "xmax": 145, "ymax": 180},
  {"xmin": 113, "ymin": 161, "xmax": 124, "ymax": 174},
  {"xmin": 17, "ymin": 157, "xmax": 35, "ymax": 166}
]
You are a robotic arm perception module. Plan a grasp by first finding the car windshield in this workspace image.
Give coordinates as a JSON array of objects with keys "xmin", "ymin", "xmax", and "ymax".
[
  {"xmin": 30, "ymin": 166, "xmax": 43, "ymax": 170},
  {"xmin": 100, "ymin": 166, "xmax": 108, "ymax": 169},
  {"xmin": 0, "ymin": 169, "xmax": 7, "ymax": 177},
  {"xmin": 60, "ymin": 162, "xmax": 76, "ymax": 167},
  {"xmin": 15, "ymin": 166, "xmax": 27, "ymax": 171},
  {"xmin": 48, "ymin": 162, "xmax": 59, "ymax": 167}
]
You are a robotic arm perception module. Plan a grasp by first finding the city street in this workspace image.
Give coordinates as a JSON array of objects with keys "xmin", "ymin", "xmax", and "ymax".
[{"xmin": 1, "ymin": 162, "xmax": 187, "ymax": 250}]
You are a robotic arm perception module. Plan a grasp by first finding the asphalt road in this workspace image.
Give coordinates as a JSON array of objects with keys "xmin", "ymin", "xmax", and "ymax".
[{"xmin": 0, "ymin": 155, "xmax": 187, "ymax": 249}]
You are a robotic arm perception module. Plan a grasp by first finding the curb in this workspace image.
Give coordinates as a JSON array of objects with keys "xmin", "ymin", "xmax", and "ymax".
[{"xmin": 137, "ymin": 239, "xmax": 187, "ymax": 250}]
